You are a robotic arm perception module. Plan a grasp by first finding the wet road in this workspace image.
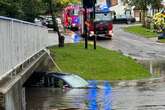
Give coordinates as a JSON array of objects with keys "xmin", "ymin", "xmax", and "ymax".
[
  {"xmin": 113, "ymin": 82, "xmax": 165, "ymax": 110},
  {"xmin": 98, "ymin": 24, "xmax": 165, "ymax": 60}
]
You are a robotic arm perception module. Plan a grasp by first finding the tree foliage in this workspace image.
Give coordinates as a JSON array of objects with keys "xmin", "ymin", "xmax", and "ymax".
[
  {"xmin": 0, "ymin": 0, "xmax": 24, "ymax": 19},
  {"xmin": 129, "ymin": 0, "xmax": 163, "ymax": 26},
  {"xmin": 0, "ymin": 0, "xmax": 79, "ymax": 22},
  {"xmin": 153, "ymin": 10, "xmax": 165, "ymax": 32},
  {"xmin": 22, "ymin": 0, "xmax": 45, "ymax": 22},
  {"xmin": 150, "ymin": 0, "xmax": 163, "ymax": 10},
  {"xmin": 130, "ymin": 0, "xmax": 150, "ymax": 10},
  {"xmin": 0, "ymin": 0, "xmax": 44, "ymax": 22},
  {"xmin": 130, "ymin": 0, "xmax": 163, "ymax": 10}
]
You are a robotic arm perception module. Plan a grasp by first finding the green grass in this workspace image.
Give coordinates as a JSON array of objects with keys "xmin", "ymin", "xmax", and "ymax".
[
  {"xmin": 124, "ymin": 25, "xmax": 158, "ymax": 38},
  {"xmin": 50, "ymin": 43, "xmax": 150, "ymax": 81},
  {"xmin": 159, "ymin": 39, "xmax": 165, "ymax": 43}
]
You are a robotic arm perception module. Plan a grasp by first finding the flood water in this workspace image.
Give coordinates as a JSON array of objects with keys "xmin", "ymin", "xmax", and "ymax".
[
  {"xmin": 112, "ymin": 82, "xmax": 165, "ymax": 110},
  {"xmin": 26, "ymin": 81, "xmax": 112, "ymax": 110},
  {"xmin": 26, "ymin": 80, "xmax": 165, "ymax": 110},
  {"xmin": 138, "ymin": 60, "xmax": 165, "ymax": 77}
]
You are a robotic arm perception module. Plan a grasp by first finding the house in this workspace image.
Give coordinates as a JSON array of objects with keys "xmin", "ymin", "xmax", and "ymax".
[
  {"xmin": 110, "ymin": 0, "xmax": 132, "ymax": 15},
  {"xmin": 110, "ymin": 0, "xmax": 142, "ymax": 21},
  {"xmin": 96, "ymin": 0, "xmax": 160, "ymax": 22}
]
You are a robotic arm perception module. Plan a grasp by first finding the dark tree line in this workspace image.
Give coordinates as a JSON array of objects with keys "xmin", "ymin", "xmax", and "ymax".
[
  {"xmin": 0, "ymin": 0, "xmax": 43, "ymax": 22},
  {"xmin": 0, "ymin": 0, "xmax": 77, "ymax": 22}
]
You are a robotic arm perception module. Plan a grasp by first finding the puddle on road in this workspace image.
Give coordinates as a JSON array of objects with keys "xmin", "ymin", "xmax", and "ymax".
[
  {"xmin": 26, "ymin": 80, "xmax": 112, "ymax": 110},
  {"xmin": 112, "ymin": 82, "xmax": 165, "ymax": 110},
  {"xmin": 137, "ymin": 60, "xmax": 165, "ymax": 77}
]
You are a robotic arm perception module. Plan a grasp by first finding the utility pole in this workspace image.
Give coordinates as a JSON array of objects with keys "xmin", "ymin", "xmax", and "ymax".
[
  {"xmin": 84, "ymin": 8, "xmax": 88, "ymax": 49},
  {"xmin": 83, "ymin": 4, "xmax": 88, "ymax": 49},
  {"xmin": 48, "ymin": 0, "xmax": 64, "ymax": 47},
  {"xmin": 83, "ymin": 0, "xmax": 96, "ymax": 49},
  {"xmin": 93, "ymin": 0, "xmax": 96, "ymax": 49}
]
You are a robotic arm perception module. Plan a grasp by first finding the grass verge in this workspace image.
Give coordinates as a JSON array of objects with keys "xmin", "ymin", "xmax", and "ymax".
[
  {"xmin": 50, "ymin": 43, "xmax": 150, "ymax": 81},
  {"xmin": 159, "ymin": 39, "xmax": 165, "ymax": 43},
  {"xmin": 124, "ymin": 25, "xmax": 158, "ymax": 38}
]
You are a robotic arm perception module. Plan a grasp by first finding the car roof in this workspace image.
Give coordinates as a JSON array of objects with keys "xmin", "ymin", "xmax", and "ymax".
[
  {"xmin": 46, "ymin": 72, "xmax": 89, "ymax": 88},
  {"xmin": 46, "ymin": 72, "xmax": 71, "ymax": 78}
]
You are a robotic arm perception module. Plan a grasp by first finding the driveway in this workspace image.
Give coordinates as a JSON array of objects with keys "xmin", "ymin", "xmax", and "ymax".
[{"xmin": 98, "ymin": 24, "xmax": 165, "ymax": 60}]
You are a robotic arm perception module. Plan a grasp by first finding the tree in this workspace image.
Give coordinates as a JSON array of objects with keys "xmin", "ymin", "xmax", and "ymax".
[
  {"xmin": 129, "ymin": 0, "xmax": 163, "ymax": 26},
  {"xmin": 22, "ymin": 0, "xmax": 45, "ymax": 22},
  {"xmin": 0, "ymin": 0, "xmax": 24, "ymax": 19},
  {"xmin": 0, "ymin": 0, "xmax": 45, "ymax": 22},
  {"xmin": 150, "ymin": 0, "xmax": 163, "ymax": 12},
  {"xmin": 130, "ymin": 0, "xmax": 151, "ymax": 26},
  {"xmin": 121, "ymin": 0, "xmax": 129, "ymax": 5},
  {"xmin": 0, "ymin": 0, "xmax": 79, "ymax": 22},
  {"xmin": 153, "ymin": 11, "xmax": 165, "ymax": 32}
]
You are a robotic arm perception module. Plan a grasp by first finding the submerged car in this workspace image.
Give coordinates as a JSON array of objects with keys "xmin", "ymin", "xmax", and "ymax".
[
  {"xmin": 45, "ymin": 72, "xmax": 89, "ymax": 88},
  {"xmin": 26, "ymin": 72, "xmax": 112, "ymax": 110},
  {"xmin": 24, "ymin": 72, "xmax": 89, "ymax": 88},
  {"xmin": 113, "ymin": 15, "xmax": 136, "ymax": 24}
]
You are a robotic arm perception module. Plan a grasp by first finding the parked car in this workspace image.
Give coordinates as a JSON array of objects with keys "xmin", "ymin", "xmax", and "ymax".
[{"xmin": 113, "ymin": 15, "xmax": 136, "ymax": 24}]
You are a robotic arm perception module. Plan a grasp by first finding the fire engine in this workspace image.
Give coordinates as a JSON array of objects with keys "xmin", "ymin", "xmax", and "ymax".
[
  {"xmin": 63, "ymin": 5, "xmax": 82, "ymax": 31},
  {"xmin": 63, "ymin": 3, "xmax": 113, "ymax": 39}
]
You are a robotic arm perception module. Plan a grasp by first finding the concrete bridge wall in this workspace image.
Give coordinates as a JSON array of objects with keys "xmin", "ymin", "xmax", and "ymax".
[
  {"xmin": 0, "ymin": 16, "xmax": 58, "ymax": 110},
  {"xmin": 0, "ymin": 51, "xmax": 51, "ymax": 110},
  {"xmin": 0, "ymin": 16, "xmax": 49, "ymax": 80}
]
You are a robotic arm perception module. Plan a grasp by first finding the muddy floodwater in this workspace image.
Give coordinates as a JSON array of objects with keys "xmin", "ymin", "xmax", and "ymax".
[
  {"xmin": 26, "ymin": 81, "xmax": 112, "ymax": 110},
  {"xmin": 112, "ymin": 82, "xmax": 165, "ymax": 110},
  {"xmin": 26, "ymin": 80, "xmax": 165, "ymax": 110}
]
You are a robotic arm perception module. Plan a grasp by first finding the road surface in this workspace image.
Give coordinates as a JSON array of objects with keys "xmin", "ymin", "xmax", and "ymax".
[{"xmin": 98, "ymin": 24, "xmax": 165, "ymax": 60}]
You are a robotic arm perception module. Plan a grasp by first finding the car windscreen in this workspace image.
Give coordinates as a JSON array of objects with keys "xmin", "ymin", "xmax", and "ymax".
[
  {"xmin": 95, "ymin": 12, "xmax": 112, "ymax": 21},
  {"xmin": 62, "ymin": 75, "xmax": 89, "ymax": 88},
  {"xmin": 116, "ymin": 15, "xmax": 132, "ymax": 19}
]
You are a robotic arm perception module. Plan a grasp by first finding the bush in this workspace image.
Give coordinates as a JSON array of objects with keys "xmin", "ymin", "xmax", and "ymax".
[{"xmin": 153, "ymin": 10, "xmax": 165, "ymax": 32}]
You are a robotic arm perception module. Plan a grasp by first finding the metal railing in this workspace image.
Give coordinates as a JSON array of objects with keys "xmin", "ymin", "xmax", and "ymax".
[{"xmin": 0, "ymin": 16, "xmax": 50, "ymax": 80}]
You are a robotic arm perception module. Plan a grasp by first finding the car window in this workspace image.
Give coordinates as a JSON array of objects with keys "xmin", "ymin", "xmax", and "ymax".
[
  {"xmin": 95, "ymin": 12, "xmax": 112, "ymax": 21},
  {"xmin": 116, "ymin": 15, "xmax": 127, "ymax": 19}
]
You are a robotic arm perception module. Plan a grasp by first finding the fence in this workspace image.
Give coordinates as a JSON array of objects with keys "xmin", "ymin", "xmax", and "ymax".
[{"xmin": 0, "ymin": 16, "xmax": 49, "ymax": 80}]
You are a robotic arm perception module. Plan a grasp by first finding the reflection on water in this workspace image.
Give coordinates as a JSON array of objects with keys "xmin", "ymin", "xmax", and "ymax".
[
  {"xmin": 112, "ymin": 82, "xmax": 165, "ymax": 110},
  {"xmin": 103, "ymin": 81, "xmax": 112, "ymax": 110},
  {"xmin": 87, "ymin": 80, "xmax": 98, "ymax": 110},
  {"xmin": 26, "ymin": 80, "xmax": 112, "ymax": 110},
  {"xmin": 138, "ymin": 60, "xmax": 165, "ymax": 77}
]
